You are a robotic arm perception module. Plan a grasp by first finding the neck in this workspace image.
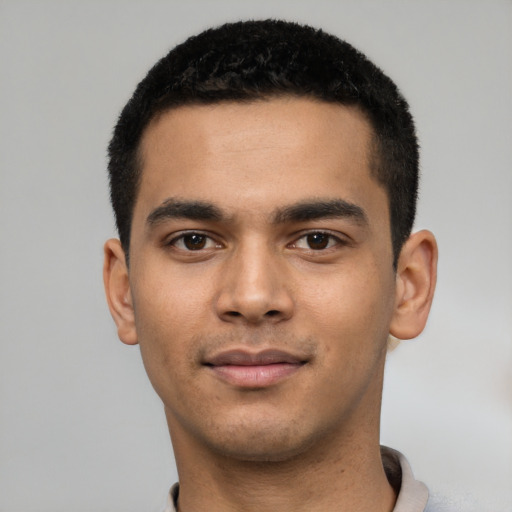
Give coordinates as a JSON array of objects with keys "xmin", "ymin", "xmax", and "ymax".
[{"xmin": 173, "ymin": 433, "xmax": 395, "ymax": 512}]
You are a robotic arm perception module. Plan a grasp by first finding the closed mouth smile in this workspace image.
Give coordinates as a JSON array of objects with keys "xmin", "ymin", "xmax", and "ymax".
[{"xmin": 204, "ymin": 349, "xmax": 308, "ymax": 388}]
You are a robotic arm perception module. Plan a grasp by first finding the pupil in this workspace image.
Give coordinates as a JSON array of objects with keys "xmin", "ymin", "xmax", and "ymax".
[
  {"xmin": 184, "ymin": 234, "xmax": 206, "ymax": 250},
  {"xmin": 307, "ymin": 233, "xmax": 329, "ymax": 250}
]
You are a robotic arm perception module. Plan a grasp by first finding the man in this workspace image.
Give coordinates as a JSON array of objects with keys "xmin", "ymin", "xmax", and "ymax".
[{"xmin": 103, "ymin": 19, "xmax": 438, "ymax": 512}]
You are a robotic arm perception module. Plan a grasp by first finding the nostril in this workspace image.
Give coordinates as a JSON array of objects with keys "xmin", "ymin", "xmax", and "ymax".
[
  {"xmin": 226, "ymin": 311, "xmax": 242, "ymax": 317},
  {"xmin": 265, "ymin": 310, "xmax": 280, "ymax": 317}
]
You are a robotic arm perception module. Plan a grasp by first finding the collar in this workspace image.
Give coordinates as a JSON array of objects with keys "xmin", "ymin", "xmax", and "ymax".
[{"xmin": 164, "ymin": 446, "xmax": 429, "ymax": 512}]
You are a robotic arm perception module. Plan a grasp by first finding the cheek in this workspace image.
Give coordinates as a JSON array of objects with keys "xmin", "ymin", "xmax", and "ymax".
[
  {"xmin": 130, "ymin": 266, "xmax": 213, "ymax": 392},
  {"xmin": 300, "ymin": 260, "xmax": 395, "ymax": 354},
  {"xmin": 133, "ymin": 261, "xmax": 213, "ymax": 336}
]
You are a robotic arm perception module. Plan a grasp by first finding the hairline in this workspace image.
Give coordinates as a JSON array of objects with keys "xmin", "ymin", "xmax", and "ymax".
[{"xmin": 126, "ymin": 93, "xmax": 394, "ymax": 264}]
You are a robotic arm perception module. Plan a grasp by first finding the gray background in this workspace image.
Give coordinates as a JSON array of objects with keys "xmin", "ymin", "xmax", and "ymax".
[{"xmin": 1, "ymin": 1, "xmax": 511, "ymax": 511}]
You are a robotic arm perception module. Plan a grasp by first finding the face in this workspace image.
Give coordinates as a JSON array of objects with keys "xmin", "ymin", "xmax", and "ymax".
[{"xmin": 122, "ymin": 97, "xmax": 399, "ymax": 461}]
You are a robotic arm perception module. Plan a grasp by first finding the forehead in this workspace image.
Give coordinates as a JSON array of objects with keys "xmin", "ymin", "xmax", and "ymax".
[
  {"xmin": 141, "ymin": 97, "xmax": 374, "ymax": 167},
  {"xmin": 135, "ymin": 97, "xmax": 385, "ymax": 225}
]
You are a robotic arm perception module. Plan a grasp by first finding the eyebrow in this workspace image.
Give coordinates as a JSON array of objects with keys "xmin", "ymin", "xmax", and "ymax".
[
  {"xmin": 146, "ymin": 198, "xmax": 225, "ymax": 226},
  {"xmin": 146, "ymin": 197, "xmax": 368, "ymax": 228},
  {"xmin": 273, "ymin": 199, "xmax": 368, "ymax": 226}
]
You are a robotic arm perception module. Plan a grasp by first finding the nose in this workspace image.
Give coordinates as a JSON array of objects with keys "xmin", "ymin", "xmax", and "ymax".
[{"xmin": 215, "ymin": 240, "xmax": 294, "ymax": 325}]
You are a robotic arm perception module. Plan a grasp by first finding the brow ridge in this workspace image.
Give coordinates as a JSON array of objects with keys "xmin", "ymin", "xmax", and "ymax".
[
  {"xmin": 146, "ymin": 197, "xmax": 367, "ymax": 227},
  {"xmin": 146, "ymin": 198, "xmax": 224, "ymax": 226},
  {"xmin": 272, "ymin": 199, "xmax": 368, "ymax": 225}
]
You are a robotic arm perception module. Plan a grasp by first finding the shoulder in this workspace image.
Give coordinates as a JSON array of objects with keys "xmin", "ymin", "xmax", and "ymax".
[
  {"xmin": 382, "ymin": 446, "xmax": 429, "ymax": 512},
  {"xmin": 382, "ymin": 447, "xmax": 457, "ymax": 512},
  {"xmin": 163, "ymin": 483, "xmax": 179, "ymax": 512}
]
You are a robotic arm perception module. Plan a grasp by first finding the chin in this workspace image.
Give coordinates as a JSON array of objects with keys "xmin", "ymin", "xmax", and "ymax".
[
  {"xmin": 211, "ymin": 440, "xmax": 313, "ymax": 463},
  {"xmin": 202, "ymin": 420, "xmax": 320, "ymax": 463}
]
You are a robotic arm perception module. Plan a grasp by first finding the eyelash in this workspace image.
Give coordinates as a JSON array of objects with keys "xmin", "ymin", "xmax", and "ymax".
[
  {"xmin": 167, "ymin": 231, "xmax": 222, "ymax": 251},
  {"xmin": 289, "ymin": 232, "xmax": 345, "ymax": 251},
  {"xmin": 166, "ymin": 230, "xmax": 346, "ymax": 252}
]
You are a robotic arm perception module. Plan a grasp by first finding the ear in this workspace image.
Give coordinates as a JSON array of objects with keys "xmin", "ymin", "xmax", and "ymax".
[
  {"xmin": 389, "ymin": 230, "xmax": 438, "ymax": 340},
  {"xmin": 103, "ymin": 239, "xmax": 138, "ymax": 345}
]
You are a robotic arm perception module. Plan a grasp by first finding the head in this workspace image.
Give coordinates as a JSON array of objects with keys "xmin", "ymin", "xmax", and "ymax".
[
  {"xmin": 108, "ymin": 19, "xmax": 418, "ymax": 266},
  {"xmin": 104, "ymin": 20, "xmax": 437, "ymax": 465}
]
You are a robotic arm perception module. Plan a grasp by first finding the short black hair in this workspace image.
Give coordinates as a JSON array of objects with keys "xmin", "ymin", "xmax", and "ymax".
[{"xmin": 108, "ymin": 19, "xmax": 419, "ymax": 265}]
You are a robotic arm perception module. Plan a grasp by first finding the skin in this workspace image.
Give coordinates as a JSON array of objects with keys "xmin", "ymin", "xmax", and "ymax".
[{"xmin": 104, "ymin": 97, "xmax": 437, "ymax": 512}]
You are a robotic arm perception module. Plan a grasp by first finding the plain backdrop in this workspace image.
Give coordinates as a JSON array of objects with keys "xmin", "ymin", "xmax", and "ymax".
[{"xmin": 1, "ymin": 1, "xmax": 511, "ymax": 511}]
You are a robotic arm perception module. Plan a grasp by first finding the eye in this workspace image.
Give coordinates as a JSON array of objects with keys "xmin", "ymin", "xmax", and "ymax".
[
  {"xmin": 292, "ymin": 232, "xmax": 341, "ymax": 250},
  {"xmin": 170, "ymin": 233, "xmax": 220, "ymax": 251}
]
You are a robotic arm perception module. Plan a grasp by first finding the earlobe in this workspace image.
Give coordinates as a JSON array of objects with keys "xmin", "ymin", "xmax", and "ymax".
[
  {"xmin": 389, "ymin": 230, "xmax": 438, "ymax": 340},
  {"xmin": 103, "ymin": 239, "xmax": 138, "ymax": 345}
]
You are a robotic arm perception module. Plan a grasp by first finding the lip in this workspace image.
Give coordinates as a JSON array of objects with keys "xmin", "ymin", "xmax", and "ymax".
[{"xmin": 204, "ymin": 349, "xmax": 308, "ymax": 388}]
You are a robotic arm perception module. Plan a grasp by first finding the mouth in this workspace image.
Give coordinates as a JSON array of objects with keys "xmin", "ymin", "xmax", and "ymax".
[{"xmin": 203, "ymin": 349, "xmax": 308, "ymax": 388}]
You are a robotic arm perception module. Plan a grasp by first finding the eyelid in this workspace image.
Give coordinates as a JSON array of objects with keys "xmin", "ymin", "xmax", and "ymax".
[
  {"xmin": 165, "ymin": 230, "xmax": 223, "ymax": 250},
  {"xmin": 288, "ymin": 230, "xmax": 350, "ymax": 250},
  {"xmin": 163, "ymin": 228, "xmax": 350, "ymax": 252}
]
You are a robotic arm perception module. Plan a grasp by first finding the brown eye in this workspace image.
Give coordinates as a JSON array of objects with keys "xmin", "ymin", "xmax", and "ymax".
[
  {"xmin": 291, "ymin": 232, "xmax": 341, "ymax": 251},
  {"xmin": 182, "ymin": 234, "xmax": 207, "ymax": 250},
  {"xmin": 170, "ymin": 233, "xmax": 219, "ymax": 251},
  {"xmin": 306, "ymin": 233, "xmax": 331, "ymax": 250}
]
